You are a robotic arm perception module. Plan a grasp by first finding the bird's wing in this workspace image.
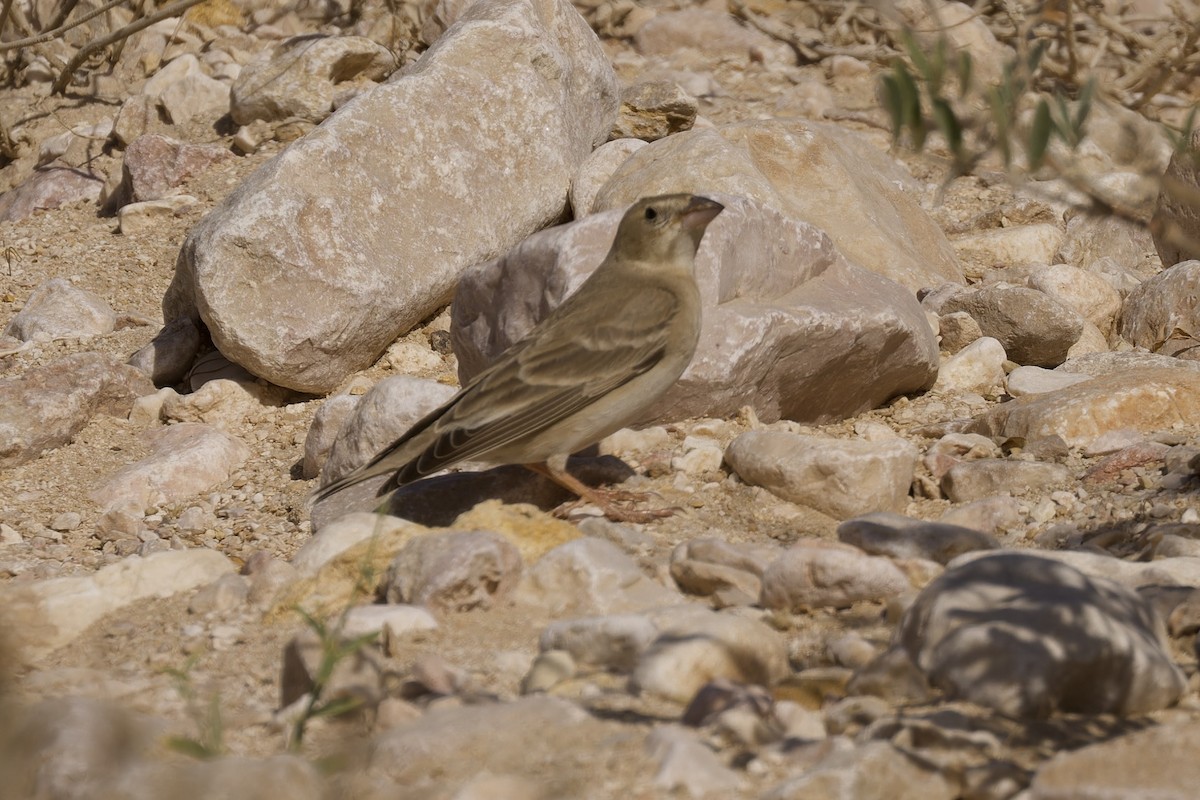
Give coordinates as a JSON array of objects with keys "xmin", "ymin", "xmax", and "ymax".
[{"xmin": 390, "ymin": 283, "xmax": 682, "ymax": 484}]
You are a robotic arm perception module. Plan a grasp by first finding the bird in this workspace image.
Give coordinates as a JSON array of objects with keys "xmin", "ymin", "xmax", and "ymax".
[{"xmin": 312, "ymin": 193, "xmax": 724, "ymax": 522}]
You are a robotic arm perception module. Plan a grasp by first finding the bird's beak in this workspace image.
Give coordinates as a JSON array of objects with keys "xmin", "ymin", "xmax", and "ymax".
[{"xmin": 679, "ymin": 196, "xmax": 724, "ymax": 231}]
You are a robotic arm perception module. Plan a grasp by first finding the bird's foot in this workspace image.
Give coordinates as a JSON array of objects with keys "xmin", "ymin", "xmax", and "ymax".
[
  {"xmin": 552, "ymin": 488, "xmax": 679, "ymax": 524},
  {"xmin": 526, "ymin": 462, "xmax": 679, "ymax": 524}
]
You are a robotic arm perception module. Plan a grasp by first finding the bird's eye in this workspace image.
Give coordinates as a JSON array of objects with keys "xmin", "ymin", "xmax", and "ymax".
[{"xmin": 644, "ymin": 207, "xmax": 658, "ymax": 221}]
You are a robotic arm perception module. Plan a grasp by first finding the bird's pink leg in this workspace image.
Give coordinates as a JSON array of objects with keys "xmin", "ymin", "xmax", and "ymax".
[{"xmin": 523, "ymin": 462, "xmax": 676, "ymax": 524}]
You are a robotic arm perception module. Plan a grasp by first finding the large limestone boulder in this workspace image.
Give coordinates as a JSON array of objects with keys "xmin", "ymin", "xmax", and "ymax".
[
  {"xmin": 589, "ymin": 119, "xmax": 964, "ymax": 292},
  {"xmin": 166, "ymin": 0, "xmax": 618, "ymax": 393},
  {"xmin": 452, "ymin": 194, "xmax": 939, "ymax": 425}
]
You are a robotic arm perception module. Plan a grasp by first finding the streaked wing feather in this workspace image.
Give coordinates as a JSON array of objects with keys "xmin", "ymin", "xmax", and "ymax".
[{"xmin": 395, "ymin": 286, "xmax": 680, "ymax": 482}]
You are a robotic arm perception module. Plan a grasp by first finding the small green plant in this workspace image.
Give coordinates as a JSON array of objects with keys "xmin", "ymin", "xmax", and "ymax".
[
  {"xmin": 880, "ymin": 31, "xmax": 1096, "ymax": 180},
  {"xmin": 286, "ymin": 607, "xmax": 380, "ymax": 750},
  {"xmin": 286, "ymin": 517, "xmax": 386, "ymax": 750},
  {"xmin": 163, "ymin": 655, "xmax": 224, "ymax": 760}
]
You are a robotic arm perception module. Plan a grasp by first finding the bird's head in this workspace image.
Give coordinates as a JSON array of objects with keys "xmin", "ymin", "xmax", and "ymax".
[{"xmin": 611, "ymin": 194, "xmax": 724, "ymax": 267}]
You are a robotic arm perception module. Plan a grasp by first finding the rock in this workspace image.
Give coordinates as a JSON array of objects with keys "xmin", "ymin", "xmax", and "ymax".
[
  {"xmin": 89, "ymin": 423, "xmax": 252, "ymax": 513},
  {"xmin": 281, "ymin": 624, "xmax": 388, "ymax": 709},
  {"xmin": 289, "ymin": 512, "xmax": 425, "ymax": 577},
  {"xmin": 949, "ymin": 549, "xmax": 1200, "ymax": 594},
  {"xmin": 2, "ymin": 697, "xmax": 158, "ymax": 799},
  {"xmin": 939, "ymin": 495, "xmax": 1024, "ymax": 535},
  {"xmin": 365, "ymin": 696, "xmax": 619, "ymax": 786},
  {"xmin": 230, "ymin": 35, "xmax": 397, "ymax": 125},
  {"xmin": 669, "ymin": 538, "xmax": 779, "ymax": 602},
  {"xmin": 760, "ymin": 540, "xmax": 911, "ymax": 611},
  {"xmin": 188, "ymin": 573, "xmax": 250, "ymax": 615},
  {"xmin": 166, "ymin": 0, "xmax": 618, "ymax": 393},
  {"xmin": 941, "ymin": 459, "xmax": 1071, "ymax": 503},
  {"xmin": 3, "ymin": 278, "xmax": 116, "ymax": 342},
  {"xmin": 159, "ymin": 377, "xmax": 288, "ymax": 429},
  {"xmin": 725, "ymin": 431, "xmax": 918, "ymax": 519},
  {"xmin": 245, "ymin": 553, "xmax": 301, "ymax": 606},
  {"xmin": 610, "ymin": 81, "xmax": 697, "ymax": 141},
  {"xmin": 231, "ymin": 119, "xmax": 273, "ymax": 154},
  {"xmin": 1006, "ymin": 365, "xmax": 1092, "ymax": 397},
  {"xmin": 0, "ymin": 164, "xmax": 103, "ymax": 222},
  {"xmin": 569, "ymin": 137, "xmax": 645, "ymax": 218},
  {"xmin": 591, "ymin": 119, "xmax": 963, "ymax": 291},
  {"xmin": 631, "ymin": 607, "xmax": 789, "ymax": 702},
  {"xmin": 0, "ymin": 352, "xmax": 153, "ymax": 469},
  {"xmin": 302, "ymin": 393, "xmax": 361, "ymax": 479},
  {"xmin": 837, "ymin": 512, "xmax": 999, "ymax": 564},
  {"xmin": 515, "ymin": 537, "xmax": 682, "ymax": 615},
  {"xmin": 118, "ymin": 134, "xmax": 234, "ymax": 206},
  {"xmin": 112, "ymin": 756, "xmax": 324, "ymax": 800},
  {"xmin": 1060, "ymin": 350, "xmax": 1200, "ymax": 377},
  {"xmin": 968, "ymin": 367, "xmax": 1200, "ymax": 449},
  {"xmin": 932, "ymin": 284, "xmax": 1084, "ymax": 367},
  {"xmin": 936, "ymin": 310, "xmax": 982, "ymax": 353},
  {"xmin": 763, "ymin": 740, "xmax": 957, "ymax": 800},
  {"xmin": 382, "ymin": 530, "xmax": 522, "ymax": 612},
  {"xmin": 633, "ymin": 8, "xmax": 796, "ymax": 66},
  {"xmin": 931, "ymin": 336, "xmax": 1006, "ymax": 394},
  {"xmin": 539, "ymin": 613, "xmax": 659, "ymax": 671},
  {"xmin": 922, "ymin": 432, "xmax": 1001, "ymax": 480},
  {"xmin": 1031, "ymin": 722, "xmax": 1200, "ymax": 800},
  {"xmin": 1120, "ymin": 260, "xmax": 1200, "ymax": 358},
  {"xmin": 1067, "ymin": 319, "xmax": 1110, "ymax": 359},
  {"xmin": 127, "ymin": 316, "xmax": 203, "ymax": 386},
  {"xmin": 951, "ymin": 223, "xmax": 1064, "ymax": 280},
  {"xmin": 185, "ymin": 349, "xmax": 258, "ymax": 389},
  {"xmin": 112, "ymin": 93, "xmax": 162, "ymax": 147},
  {"xmin": 454, "ymin": 194, "xmax": 938, "ymax": 425},
  {"xmin": 340, "ymin": 604, "xmax": 439, "ymax": 641},
  {"xmin": 142, "ymin": 54, "xmax": 230, "ymax": 126},
  {"xmin": 37, "ymin": 120, "xmax": 112, "ymax": 168},
  {"xmin": 891, "ymin": 0, "xmax": 1011, "ymax": 85},
  {"xmin": 49, "ymin": 511, "xmax": 82, "ymax": 532},
  {"xmin": 319, "ymin": 376, "xmax": 456, "ymax": 485},
  {"xmin": 1028, "ymin": 262, "xmax": 1122, "ymax": 338},
  {"xmin": 1152, "ymin": 126, "xmax": 1200, "ymax": 268},
  {"xmin": 1, "ymin": 548, "xmax": 235, "ymax": 661},
  {"xmin": 646, "ymin": 725, "xmax": 743, "ymax": 796},
  {"xmin": 894, "ymin": 552, "xmax": 1185, "ymax": 717},
  {"xmin": 521, "ymin": 649, "xmax": 575, "ymax": 693},
  {"xmin": 1058, "ymin": 207, "xmax": 1160, "ymax": 278},
  {"xmin": 118, "ymin": 195, "xmax": 199, "ymax": 234},
  {"xmin": 671, "ymin": 434, "xmax": 725, "ymax": 478},
  {"xmin": 1083, "ymin": 440, "xmax": 1170, "ymax": 484}
]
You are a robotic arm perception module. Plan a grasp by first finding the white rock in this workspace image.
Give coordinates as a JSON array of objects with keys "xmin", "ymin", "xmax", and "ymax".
[
  {"xmin": 570, "ymin": 137, "xmax": 646, "ymax": 218},
  {"xmin": 951, "ymin": 224, "xmax": 1064, "ymax": 279},
  {"xmin": 932, "ymin": 336, "xmax": 1007, "ymax": 394},
  {"xmin": 2, "ymin": 549, "xmax": 235, "ymax": 661},
  {"xmin": 90, "ymin": 423, "xmax": 251, "ymax": 513},
  {"xmin": 540, "ymin": 613, "xmax": 660, "ymax": 671},
  {"xmin": 167, "ymin": 0, "xmax": 619, "ymax": 393},
  {"xmin": 725, "ymin": 430, "xmax": 918, "ymax": 519},
  {"xmin": 319, "ymin": 376, "xmax": 456, "ymax": 485},
  {"xmin": 290, "ymin": 513, "xmax": 423, "ymax": 576},
  {"xmin": 341, "ymin": 604, "xmax": 439, "ymax": 641},
  {"xmin": 118, "ymin": 195, "xmax": 198, "ymax": 235},
  {"xmin": 3, "ymin": 278, "xmax": 116, "ymax": 342},
  {"xmin": 632, "ymin": 608, "xmax": 789, "ymax": 702},
  {"xmin": 646, "ymin": 725, "xmax": 743, "ymax": 795},
  {"xmin": 516, "ymin": 537, "xmax": 683, "ymax": 615},
  {"xmin": 759, "ymin": 539, "xmax": 912, "ymax": 610},
  {"xmin": 1006, "ymin": 365, "xmax": 1092, "ymax": 397}
]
